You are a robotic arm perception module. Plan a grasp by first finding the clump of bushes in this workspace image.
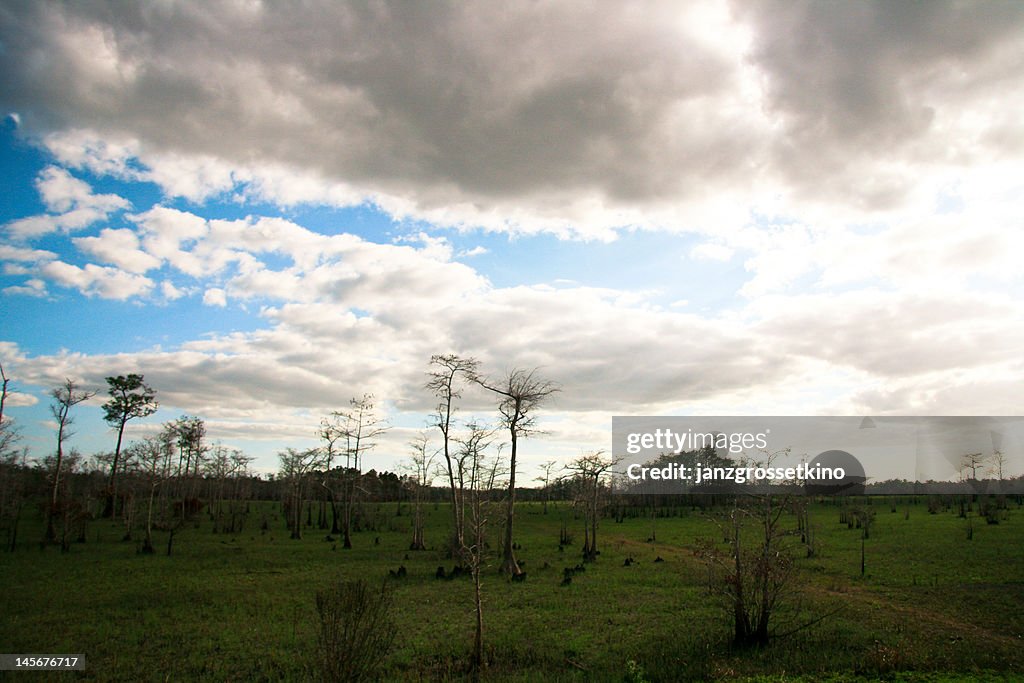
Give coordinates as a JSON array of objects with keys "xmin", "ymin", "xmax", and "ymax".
[{"xmin": 314, "ymin": 578, "xmax": 396, "ymax": 682}]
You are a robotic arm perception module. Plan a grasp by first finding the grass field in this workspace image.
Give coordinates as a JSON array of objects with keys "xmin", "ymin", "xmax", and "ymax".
[{"xmin": 2, "ymin": 497, "xmax": 1023, "ymax": 681}]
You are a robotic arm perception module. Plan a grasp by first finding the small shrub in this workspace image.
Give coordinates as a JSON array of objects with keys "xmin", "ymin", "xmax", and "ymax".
[
  {"xmin": 624, "ymin": 658, "xmax": 650, "ymax": 683},
  {"xmin": 314, "ymin": 578, "xmax": 397, "ymax": 682}
]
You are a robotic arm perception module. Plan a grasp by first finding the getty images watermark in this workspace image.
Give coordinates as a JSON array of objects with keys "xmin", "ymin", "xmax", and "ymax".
[
  {"xmin": 626, "ymin": 461, "xmax": 845, "ymax": 486},
  {"xmin": 613, "ymin": 416, "xmax": 1024, "ymax": 495},
  {"xmin": 620, "ymin": 425, "xmax": 847, "ymax": 489}
]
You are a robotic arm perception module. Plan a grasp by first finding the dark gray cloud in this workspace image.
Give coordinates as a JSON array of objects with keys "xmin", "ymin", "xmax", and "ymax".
[
  {"xmin": 737, "ymin": 0, "xmax": 1024, "ymax": 206},
  {"xmin": 6, "ymin": 1, "xmax": 1016, "ymax": 225}
]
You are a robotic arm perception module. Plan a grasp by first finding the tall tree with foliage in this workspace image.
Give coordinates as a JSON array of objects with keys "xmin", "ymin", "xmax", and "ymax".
[{"xmin": 102, "ymin": 374, "xmax": 157, "ymax": 517}]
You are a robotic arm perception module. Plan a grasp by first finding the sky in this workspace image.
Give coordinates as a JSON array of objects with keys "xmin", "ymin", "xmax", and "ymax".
[{"xmin": 1, "ymin": 1, "xmax": 1023, "ymax": 479}]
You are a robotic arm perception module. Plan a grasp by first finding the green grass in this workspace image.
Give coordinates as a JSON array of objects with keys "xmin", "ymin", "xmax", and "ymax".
[{"xmin": 2, "ymin": 497, "xmax": 1023, "ymax": 681}]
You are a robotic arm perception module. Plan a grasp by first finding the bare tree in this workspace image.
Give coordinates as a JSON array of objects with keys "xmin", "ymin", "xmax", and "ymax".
[
  {"xmin": 695, "ymin": 449, "xmax": 827, "ymax": 647},
  {"xmin": 40, "ymin": 447, "xmax": 87, "ymax": 551},
  {"xmin": 169, "ymin": 415, "xmax": 207, "ymax": 519},
  {"xmin": 132, "ymin": 435, "xmax": 174, "ymax": 553},
  {"xmin": 115, "ymin": 446, "xmax": 141, "ymax": 541},
  {"xmin": 456, "ymin": 420, "xmax": 503, "ymax": 678},
  {"xmin": 279, "ymin": 448, "xmax": 324, "ymax": 540},
  {"xmin": 989, "ymin": 449, "xmax": 1008, "ymax": 483},
  {"xmin": 45, "ymin": 379, "xmax": 96, "ymax": 543},
  {"xmin": 474, "ymin": 367, "xmax": 558, "ymax": 576},
  {"xmin": 564, "ymin": 451, "xmax": 620, "ymax": 561},
  {"xmin": 0, "ymin": 363, "xmax": 27, "ymax": 551},
  {"xmin": 0, "ymin": 362, "xmax": 8, "ymax": 427},
  {"xmin": 329, "ymin": 395, "xmax": 389, "ymax": 548},
  {"xmin": 318, "ymin": 413, "xmax": 347, "ymax": 534},
  {"xmin": 405, "ymin": 432, "xmax": 436, "ymax": 551},
  {"xmin": 0, "ymin": 362, "xmax": 17, "ymax": 457},
  {"xmin": 534, "ymin": 460, "xmax": 558, "ymax": 515},
  {"xmin": 0, "ymin": 447, "xmax": 28, "ymax": 552},
  {"xmin": 227, "ymin": 450, "xmax": 255, "ymax": 533},
  {"xmin": 174, "ymin": 415, "xmax": 207, "ymax": 478},
  {"xmin": 147, "ymin": 421, "xmax": 191, "ymax": 555},
  {"xmin": 960, "ymin": 451, "xmax": 985, "ymax": 482},
  {"xmin": 205, "ymin": 444, "xmax": 246, "ymax": 533},
  {"xmin": 426, "ymin": 354, "xmax": 479, "ymax": 554},
  {"xmin": 102, "ymin": 374, "xmax": 157, "ymax": 518}
]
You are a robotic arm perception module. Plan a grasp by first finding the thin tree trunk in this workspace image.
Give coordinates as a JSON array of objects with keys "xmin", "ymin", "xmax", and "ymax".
[
  {"xmin": 732, "ymin": 505, "xmax": 749, "ymax": 645},
  {"xmin": 501, "ymin": 429, "xmax": 520, "ymax": 575},
  {"xmin": 106, "ymin": 417, "xmax": 127, "ymax": 518},
  {"xmin": 8, "ymin": 502, "xmax": 21, "ymax": 552},
  {"xmin": 45, "ymin": 422, "xmax": 66, "ymax": 543},
  {"xmin": 440, "ymin": 409, "xmax": 464, "ymax": 554},
  {"xmin": 143, "ymin": 483, "xmax": 156, "ymax": 553},
  {"xmin": 291, "ymin": 482, "xmax": 302, "ymax": 539},
  {"xmin": 473, "ymin": 559, "xmax": 484, "ymax": 678},
  {"xmin": 342, "ymin": 477, "xmax": 354, "ymax": 548},
  {"xmin": 122, "ymin": 494, "xmax": 134, "ymax": 541}
]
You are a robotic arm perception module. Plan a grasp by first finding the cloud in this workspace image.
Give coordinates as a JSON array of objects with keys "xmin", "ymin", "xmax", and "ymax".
[
  {"xmin": 0, "ymin": 245, "xmax": 57, "ymax": 262},
  {"xmin": 5, "ymin": 205, "xmax": 1024, "ymax": 472},
  {"xmin": 202, "ymin": 288, "xmax": 227, "ymax": 307},
  {"xmin": 34, "ymin": 166, "xmax": 123, "ymax": 214},
  {"xmin": 3, "ymin": 167, "xmax": 129, "ymax": 240},
  {"xmin": 750, "ymin": 289, "xmax": 1024, "ymax": 379},
  {"xmin": 737, "ymin": 0, "xmax": 1024, "ymax": 201},
  {"xmin": 130, "ymin": 206, "xmax": 211, "ymax": 276},
  {"xmin": 39, "ymin": 261, "xmax": 153, "ymax": 299},
  {"xmin": 2, "ymin": 391, "xmax": 38, "ymax": 408},
  {"xmin": 41, "ymin": 129, "xmax": 141, "ymax": 178},
  {"xmin": 160, "ymin": 280, "xmax": 187, "ymax": 301},
  {"xmin": 10, "ymin": 264, "xmax": 1023, "ymax": 451},
  {"xmin": 3, "ymin": 1, "xmax": 1019, "ymax": 239},
  {"xmin": 8, "ymin": 189, "xmax": 1019, "ymax": 423},
  {"xmin": 73, "ymin": 228, "xmax": 162, "ymax": 273},
  {"xmin": 3, "ymin": 278, "xmax": 47, "ymax": 297}
]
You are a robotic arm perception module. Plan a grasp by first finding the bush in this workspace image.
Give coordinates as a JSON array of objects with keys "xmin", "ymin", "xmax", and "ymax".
[{"xmin": 314, "ymin": 578, "xmax": 397, "ymax": 682}]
